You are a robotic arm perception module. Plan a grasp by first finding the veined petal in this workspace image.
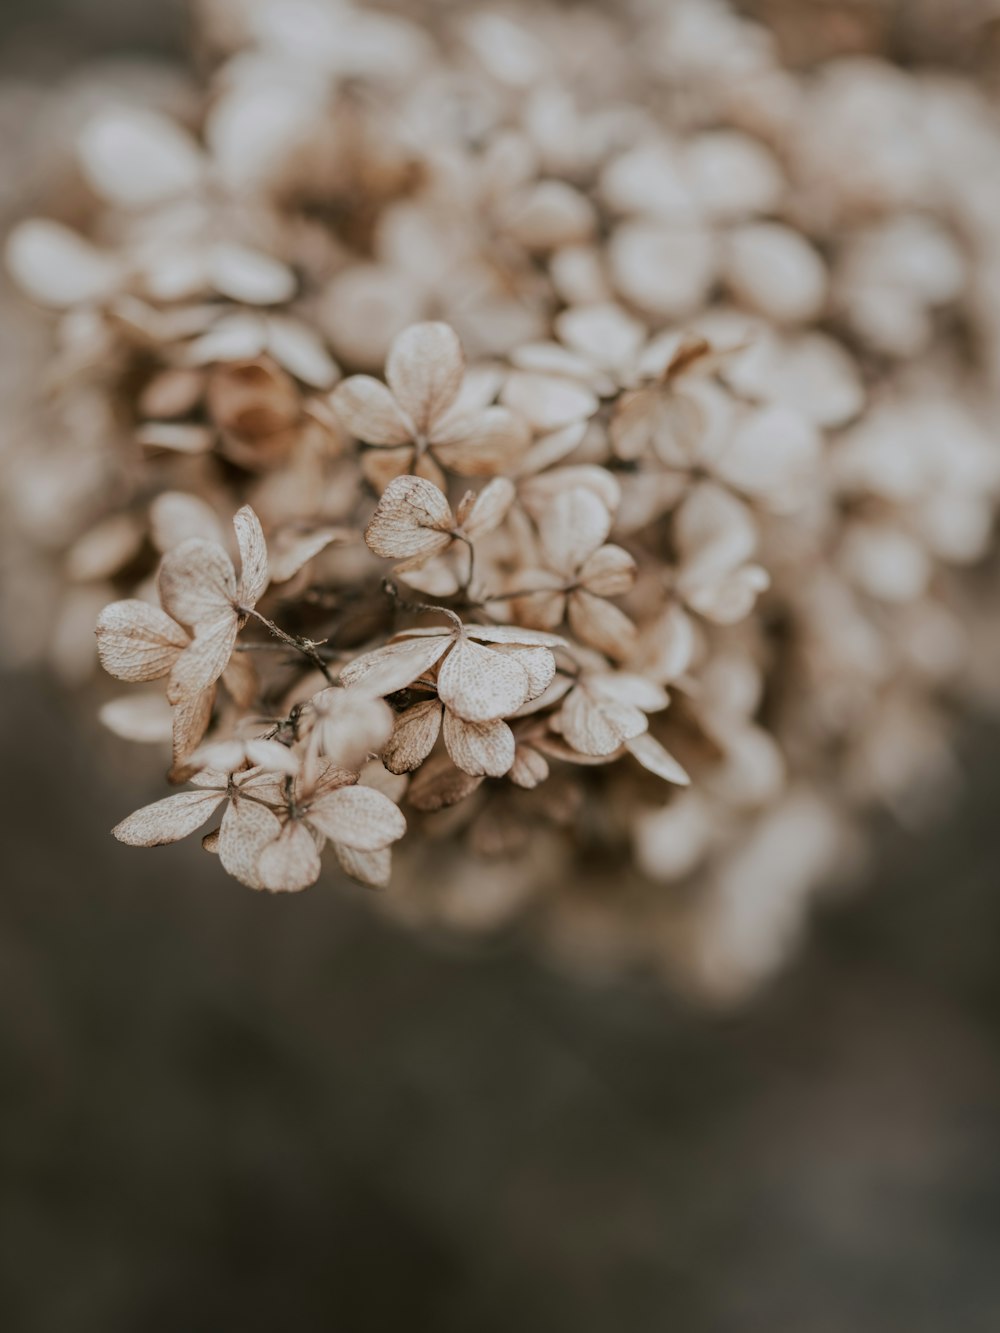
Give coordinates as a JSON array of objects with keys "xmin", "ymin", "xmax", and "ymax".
[
  {"xmin": 431, "ymin": 407, "xmax": 529, "ymax": 476},
  {"xmin": 331, "ymin": 375, "xmax": 414, "ymax": 445},
  {"xmin": 309, "ymin": 785, "xmax": 406, "ymax": 851},
  {"xmin": 365, "ymin": 475, "xmax": 454, "ymax": 559},
  {"xmin": 167, "ymin": 615, "xmax": 239, "ymax": 703},
  {"xmin": 383, "ymin": 700, "xmax": 443, "ymax": 775},
  {"xmin": 386, "ymin": 322, "xmax": 464, "ymax": 434},
  {"xmin": 437, "ymin": 636, "xmax": 531, "ymax": 722},
  {"xmin": 158, "ymin": 538, "xmax": 237, "ymax": 630},
  {"xmin": 442, "ymin": 712, "xmax": 515, "ymax": 778},
  {"xmin": 218, "ymin": 796, "xmax": 283, "ymax": 890},
  {"xmin": 339, "ymin": 633, "xmax": 453, "ymax": 696},
  {"xmin": 257, "ymin": 820, "xmax": 322, "ymax": 892},
  {"xmin": 96, "ymin": 599, "xmax": 188, "ymax": 682},
  {"xmin": 234, "ymin": 505, "xmax": 269, "ymax": 608},
  {"xmin": 113, "ymin": 789, "xmax": 225, "ymax": 846},
  {"xmin": 335, "ymin": 844, "xmax": 392, "ymax": 888}
]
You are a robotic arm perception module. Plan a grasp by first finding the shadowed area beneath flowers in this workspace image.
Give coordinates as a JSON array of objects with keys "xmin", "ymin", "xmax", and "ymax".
[{"xmin": 2, "ymin": 669, "xmax": 1000, "ymax": 1332}]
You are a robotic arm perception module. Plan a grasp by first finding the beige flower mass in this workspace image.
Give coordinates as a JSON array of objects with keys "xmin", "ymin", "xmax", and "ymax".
[{"xmin": 5, "ymin": 0, "xmax": 1000, "ymax": 998}]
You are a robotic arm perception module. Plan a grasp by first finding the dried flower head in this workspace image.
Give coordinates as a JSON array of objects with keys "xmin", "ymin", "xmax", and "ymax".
[{"xmin": 5, "ymin": 0, "xmax": 1000, "ymax": 999}]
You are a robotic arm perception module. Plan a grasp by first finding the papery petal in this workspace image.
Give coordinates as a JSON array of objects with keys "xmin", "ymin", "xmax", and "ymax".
[
  {"xmin": 624, "ymin": 733, "xmax": 690, "ymax": 785},
  {"xmin": 567, "ymin": 591, "xmax": 638, "ymax": 661},
  {"xmin": 442, "ymin": 711, "xmax": 515, "ymax": 777},
  {"xmin": 234, "ymin": 505, "xmax": 269, "ymax": 608},
  {"xmin": 334, "ymin": 844, "xmax": 392, "ymax": 888},
  {"xmin": 365, "ymin": 475, "xmax": 454, "ymax": 559},
  {"xmin": 113, "ymin": 789, "xmax": 224, "ymax": 846},
  {"xmin": 96, "ymin": 600, "xmax": 188, "ymax": 682},
  {"xmin": 99, "ymin": 692, "xmax": 175, "ymax": 743},
  {"xmin": 383, "ymin": 700, "xmax": 443, "ymax": 774},
  {"xmin": 79, "ymin": 107, "xmax": 204, "ymax": 209},
  {"xmin": 308, "ymin": 785, "xmax": 406, "ymax": 851},
  {"xmin": 539, "ymin": 487, "xmax": 612, "ymax": 577},
  {"xmin": 158, "ymin": 538, "xmax": 237, "ymax": 630},
  {"xmin": 406, "ymin": 754, "xmax": 484, "ymax": 811},
  {"xmin": 386, "ymin": 322, "xmax": 464, "ymax": 433},
  {"xmin": 257, "ymin": 820, "xmax": 322, "ymax": 892},
  {"xmin": 577, "ymin": 544, "xmax": 637, "ymax": 597},
  {"xmin": 339, "ymin": 633, "xmax": 453, "ymax": 696},
  {"xmin": 218, "ymin": 796, "xmax": 284, "ymax": 890},
  {"xmin": 458, "ymin": 477, "xmax": 516, "ymax": 540},
  {"xmin": 501, "ymin": 370, "xmax": 598, "ymax": 432},
  {"xmin": 150, "ymin": 493, "xmax": 226, "ymax": 553},
  {"xmin": 558, "ymin": 687, "xmax": 647, "ymax": 756},
  {"xmin": 171, "ymin": 687, "xmax": 215, "ymax": 774},
  {"xmin": 6, "ymin": 219, "xmax": 120, "ymax": 308},
  {"xmin": 431, "ymin": 407, "xmax": 529, "ymax": 476},
  {"xmin": 436, "ymin": 636, "xmax": 531, "ymax": 722},
  {"xmin": 331, "ymin": 375, "xmax": 414, "ymax": 445},
  {"xmin": 509, "ymin": 745, "xmax": 550, "ymax": 789},
  {"xmin": 167, "ymin": 615, "xmax": 239, "ymax": 703}
]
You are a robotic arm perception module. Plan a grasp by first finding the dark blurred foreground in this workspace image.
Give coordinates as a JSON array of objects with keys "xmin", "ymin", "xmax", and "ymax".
[{"xmin": 2, "ymin": 669, "xmax": 1000, "ymax": 1332}]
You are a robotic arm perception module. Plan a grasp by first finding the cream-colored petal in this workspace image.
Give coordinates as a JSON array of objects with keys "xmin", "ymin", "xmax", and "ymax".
[
  {"xmin": 218, "ymin": 797, "xmax": 284, "ymax": 890},
  {"xmin": 383, "ymin": 700, "xmax": 443, "ymax": 774},
  {"xmin": 331, "ymin": 375, "xmax": 414, "ymax": 446},
  {"xmin": 567, "ymin": 591, "xmax": 638, "ymax": 661},
  {"xmin": 364, "ymin": 475, "xmax": 455, "ymax": 559},
  {"xmin": 308, "ymin": 785, "xmax": 406, "ymax": 851},
  {"xmin": 436, "ymin": 636, "xmax": 531, "ymax": 722},
  {"xmin": 431, "ymin": 407, "xmax": 529, "ymax": 476},
  {"xmin": 234, "ymin": 505, "xmax": 269, "ymax": 608},
  {"xmin": 334, "ymin": 844, "xmax": 392, "ymax": 888},
  {"xmin": 624, "ymin": 733, "xmax": 690, "ymax": 785},
  {"xmin": 98, "ymin": 691, "xmax": 172, "ymax": 744},
  {"xmin": 339, "ymin": 633, "xmax": 453, "ymax": 696},
  {"xmin": 150, "ymin": 493, "xmax": 226, "ymax": 554},
  {"xmin": 458, "ymin": 478, "xmax": 516, "ymax": 540},
  {"xmin": 96, "ymin": 600, "xmax": 188, "ymax": 682},
  {"xmin": 539, "ymin": 487, "xmax": 612, "ymax": 577},
  {"xmin": 167, "ymin": 616, "xmax": 239, "ymax": 703},
  {"xmin": 442, "ymin": 711, "xmax": 515, "ymax": 777},
  {"xmin": 386, "ymin": 322, "xmax": 464, "ymax": 434},
  {"xmin": 113, "ymin": 789, "xmax": 225, "ymax": 846},
  {"xmin": 158, "ymin": 538, "xmax": 237, "ymax": 630},
  {"xmin": 577, "ymin": 544, "xmax": 637, "ymax": 597},
  {"xmin": 257, "ymin": 820, "xmax": 322, "ymax": 892},
  {"xmin": 78, "ymin": 107, "xmax": 204, "ymax": 209}
]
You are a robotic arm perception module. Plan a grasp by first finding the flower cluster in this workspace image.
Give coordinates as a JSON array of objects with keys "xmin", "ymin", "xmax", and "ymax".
[{"xmin": 4, "ymin": 0, "xmax": 1000, "ymax": 996}]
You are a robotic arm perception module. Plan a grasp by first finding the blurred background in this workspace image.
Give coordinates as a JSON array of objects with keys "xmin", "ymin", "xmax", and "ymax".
[{"xmin": 3, "ymin": 2, "xmax": 1000, "ymax": 1331}]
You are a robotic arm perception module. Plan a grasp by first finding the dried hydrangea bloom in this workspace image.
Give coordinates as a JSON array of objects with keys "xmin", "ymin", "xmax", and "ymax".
[
  {"xmin": 332, "ymin": 322, "xmax": 529, "ymax": 490},
  {"xmin": 5, "ymin": 0, "xmax": 1000, "ymax": 998}
]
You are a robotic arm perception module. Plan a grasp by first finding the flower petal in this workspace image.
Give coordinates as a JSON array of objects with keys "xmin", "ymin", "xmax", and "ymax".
[
  {"xmin": 331, "ymin": 375, "xmax": 414, "ymax": 445},
  {"xmin": 167, "ymin": 615, "xmax": 239, "ymax": 703},
  {"xmin": 334, "ymin": 844, "xmax": 392, "ymax": 888},
  {"xmin": 431, "ymin": 407, "xmax": 529, "ymax": 476},
  {"xmin": 567, "ymin": 591, "xmax": 638, "ymax": 661},
  {"xmin": 257, "ymin": 820, "xmax": 322, "ymax": 892},
  {"xmin": 386, "ymin": 322, "xmax": 464, "ymax": 434},
  {"xmin": 339, "ymin": 633, "xmax": 453, "ymax": 696},
  {"xmin": 158, "ymin": 538, "xmax": 237, "ymax": 630},
  {"xmin": 539, "ymin": 487, "xmax": 612, "ymax": 577},
  {"xmin": 218, "ymin": 796, "xmax": 284, "ymax": 890},
  {"xmin": 232, "ymin": 505, "xmax": 269, "ymax": 609},
  {"xmin": 113, "ymin": 789, "xmax": 224, "ymax": 846},
  {"xmin": 96, "ymin": 600, "xmax": 188, "ymax": 682},
  {"xmin": 383, "ymin": 700, "xmax": 443, "ymax": 774},
  {"xmin": 624, "ymin": 732, "xmax": 690, "ymax": 785},
  {"xmin": 308, "ymin": 785, "xmax": 406, "ymax": 851},
  {"xmin": 442, "ymin": 711, "xmax": 515, "ymax": 777},
  {"xmin": 437, "ymin": 636, "xmax": 531, "ymax": 722},
  {"xmin": 365, "ymin": 475, "xmax": 454, "ymax": 559}
]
